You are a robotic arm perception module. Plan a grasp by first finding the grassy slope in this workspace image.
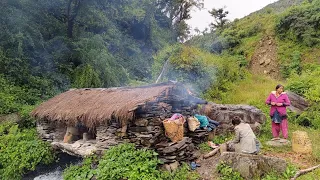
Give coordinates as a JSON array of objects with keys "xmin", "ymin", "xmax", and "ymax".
[{"xmin": 191, "ymin": 0, "xmax": 320, "ymax": 179}]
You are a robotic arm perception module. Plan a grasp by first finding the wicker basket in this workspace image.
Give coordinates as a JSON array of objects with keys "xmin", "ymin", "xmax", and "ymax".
[
  {"xmin": 163, "ymin": 118, "xmax": 184, "ymax": 142},
  {"xmin": 292, "ymin": 131, "xmax": 312, "ymax": 154},
  {"xmin": 187, "ymin": 117, "xmax": 200, "ymax": 132}
]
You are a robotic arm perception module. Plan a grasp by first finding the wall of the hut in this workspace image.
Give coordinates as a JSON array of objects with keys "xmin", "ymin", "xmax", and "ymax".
[
  {"xmin": 37, "ymin": 120, "xmax": 66, "ymax": 142},
  {"xmin": 95, "ymin": 96, "xmax": 208, "ymax": 163}
]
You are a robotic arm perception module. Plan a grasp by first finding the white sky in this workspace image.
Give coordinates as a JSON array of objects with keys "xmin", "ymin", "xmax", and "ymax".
[{"xmin": 187, "ymin": 0, "xmax": 278, "ymax": 32}]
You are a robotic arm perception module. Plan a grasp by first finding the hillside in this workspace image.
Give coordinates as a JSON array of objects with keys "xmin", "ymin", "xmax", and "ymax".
[
  {"xmin": 1, "ymin": 0, "xmax": 320, "ymax": 179},
  {"xmin": 185, "ymin": 0, "xmax": 320, "ymax": 179}
]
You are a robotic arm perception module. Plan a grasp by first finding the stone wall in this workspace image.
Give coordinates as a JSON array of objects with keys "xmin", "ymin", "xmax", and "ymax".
[
  {"xmin": 202, "ymin": 103, "xmax": 266, "ymax": 134},
  {"xmin": 95, "ymin": 98, "xmax": 208, "ymax": 163}
]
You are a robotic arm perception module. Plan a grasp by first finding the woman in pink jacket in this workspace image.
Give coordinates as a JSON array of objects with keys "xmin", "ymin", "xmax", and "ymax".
[{"xmin": 265, "ymin": 84, "xmax": 291, "ymax": 140}]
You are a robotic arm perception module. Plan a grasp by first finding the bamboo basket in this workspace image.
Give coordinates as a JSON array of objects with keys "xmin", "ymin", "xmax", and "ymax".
[
  {"xmin": 163, "ymin": 118, "xmax": 184, "ymax": 142},
  {"xmin": 187, "ymin": 117, "xmax": 200, "ymax": 132},
  {"xmin": 292, "ymin": 131, "xmax": 312, "ymax": 154}
]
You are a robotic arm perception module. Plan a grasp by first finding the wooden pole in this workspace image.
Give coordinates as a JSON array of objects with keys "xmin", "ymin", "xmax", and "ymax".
[{"xmin": 291, "ymin": 164, "xmax": 320, "ymax": 180}]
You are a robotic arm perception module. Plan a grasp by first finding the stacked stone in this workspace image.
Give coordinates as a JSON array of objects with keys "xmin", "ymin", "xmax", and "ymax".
[
  {"xmin": 186, "ymin": 129, "xmax": 209, "ymax": 144},
  {"xmin": 155, "ymin": 137, "xmax": 198, "ymax": 163},
  {"xmin": 96, "ymin": 122, "xmax": 123, "ymax": 149},
  {"xmin": 37, "ymin": 121, "xmax": 65, "ymax": 142}
]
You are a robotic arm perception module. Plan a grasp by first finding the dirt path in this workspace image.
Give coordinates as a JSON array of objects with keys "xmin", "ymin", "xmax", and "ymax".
[
  {"xmin": 196, "ymin": 154, "xmax": 221, "ymax": 180},
  {"xmin": 249, "ymin": 36, "xmax": 281, "ymax": 80}
]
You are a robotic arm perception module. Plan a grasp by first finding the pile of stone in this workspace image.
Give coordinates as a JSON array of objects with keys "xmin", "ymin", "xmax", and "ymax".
[
  {"xmin": 95, "ymin": 99, "xmax": 208, "ymax": 162},
  {"xmin": 156, "ymin": 137, "xmax": 199, "ymax": 163}
]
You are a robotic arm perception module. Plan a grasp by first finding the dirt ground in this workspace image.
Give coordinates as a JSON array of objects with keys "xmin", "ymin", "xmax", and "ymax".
[
  {"xmin": 195, "ymin": 153, "xmax": 221, "ymax": 180},
  {"xmin": 262, "ymin": 151, "xmax": 315, "ymax": 169},
  {"xmin": 249, "ymin": 36, "xmax": 281, "ymax": 80}
]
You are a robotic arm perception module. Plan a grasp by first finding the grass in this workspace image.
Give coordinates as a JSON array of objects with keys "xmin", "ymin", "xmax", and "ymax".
[{"xmin": 216, "ymin": 73, "xmax": 320, "ymax": 179}]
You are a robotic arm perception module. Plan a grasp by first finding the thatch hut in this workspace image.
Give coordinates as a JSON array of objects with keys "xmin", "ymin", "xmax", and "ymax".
[{"xmin": 32, "ymin": 82, "xmax": 207, "ymax": 161}]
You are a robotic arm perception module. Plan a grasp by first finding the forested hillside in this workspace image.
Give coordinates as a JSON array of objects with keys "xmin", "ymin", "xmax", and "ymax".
[
  {"xmin": 0, "ymin": 0, "xmax": 205, "ymax": 179},
  {"xmin": 1, "ymin": 0, "xmax": 320, "ymax": 179}
]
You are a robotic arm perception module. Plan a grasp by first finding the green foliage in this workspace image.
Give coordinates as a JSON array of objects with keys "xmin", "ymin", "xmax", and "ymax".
[
  {"xmin": 64, "ymin": 143, "xmax": 201, "ymax": 180},
  {"xmin": 282, "ymin": 164, "xmax": 297, "ymax": 179},
  {"xmin": 96, "ymin": 143, "xmax": 161, "ymax": 180},
  {"xmin": 261, "ymin": 164, "xmax": 297, "ymax": 180},
  {"xmin": 280, "ymin": 51, "xmax": 303, "ymax": 78},
  {"xmin": 212, "ymin": 134, "xmax": 233, "ymax": 144},
  {"xmin": 276, "ymin": 0, "xmax": 320, "ymax": 47},
  {"xmin": 287, "ymin": 67, "xmax": 320, "ymax": 128},
  {"xmin": 153, "ymin": 44, "xmax": 217, "ymax": 93},
  {"xmin": 0, "ymin": 122, "xmax": 55, "ymax": 180},
  {"xmin": 198, "ymin": 142, "xmax": 212, "ymax": 153},
  {"xmin": 73, "ymin": 64, "xmax": 102, "ymax": 88},
  {"xmin": 160, "ymin": 163, "xmax": 201, "ymax": 180},
  {"xmin": 63, "ymin": 156, "xmax": 97, "ymax": 180},
  {"xmin": 217, "ymin": 161, "xmax": 243, "ymax": 180}
]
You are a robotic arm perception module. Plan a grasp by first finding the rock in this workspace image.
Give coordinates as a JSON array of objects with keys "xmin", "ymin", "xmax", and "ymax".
[
  {"xmin": 169, "ymin": 161, "xmax": 179, "ymax": 171},
  {"xmin": 134, "ymin": 118, "xmax": 149, "ymax": 126},
  {"xmin": 259, "ymin": 59, "xmax": 265, "ymax": 65},
  {"xmin": 265, "ymin": 58, "xmax": 271, "ymax": 65},
  {"xmin": 220, "ymin": 152, "xmax": 287, "ymax": 179},
  {"xmin": 287, "ymin": 92, "xmax": 309, "ymax": 114},
  {"xmin": 202, "ymin": 103, "xmax": 266, "ymax": 135},
  {"xmin": 0, "ymin": 113, "xmax": 21, "ymax": 124},
  {"xmin": 266, "ymin": 139, "xmax": 290, "ymax": 147}
]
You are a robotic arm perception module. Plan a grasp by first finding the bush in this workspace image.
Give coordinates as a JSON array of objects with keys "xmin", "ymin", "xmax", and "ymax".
[
  {"xmin": 276, "ymin": 0, "xmax": 320, "ymax": 47},
  {"xmin": 217, "ymin": 161, "xmax": 243, "ymax": 180},
  {"xmin": 287, "ymin": 66, "xmax": 320, "ymax": 128},
  {"xmin": 96, "ymin": 143, "xmax": 161, "ymax": 180},
  {"xmin": 63, "ymin": 143, "xmax": 201, "ymax": 180},
  {"xmin": 0, "ymin": 123, "xmax": 55, "ymax": 180},
  {"xmin": 63, "ymin": 156, "xmax": 97, "ymax": 180}
]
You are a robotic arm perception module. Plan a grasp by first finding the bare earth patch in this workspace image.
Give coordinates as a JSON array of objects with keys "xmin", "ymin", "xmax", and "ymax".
[
  {"xmin": 196, "ymin": 154, "xmax": 221, "ymax": 180},
  {"xmin": 249, "ymin": 36, "xmax": 281, "ymax": 80},
  {"xmin": 262, "ymin": 151, "xmax": 315, "ymax": 169}
]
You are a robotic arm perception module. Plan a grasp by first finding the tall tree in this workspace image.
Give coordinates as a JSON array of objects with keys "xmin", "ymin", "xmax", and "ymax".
[
  {"xmin": 209, "ymin": 7, "xmax": 229, "ymax": 30},
  {"xmin": 158, "ymin": 0, "xmax": 204, "ymax": 41},
  {"xmin": 67, "ymin": 0, "xmax": 81, "ymax": 38}
]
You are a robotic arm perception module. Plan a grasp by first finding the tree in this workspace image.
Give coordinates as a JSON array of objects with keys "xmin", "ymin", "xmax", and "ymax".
[
  {"xmin": 67, "ymin": 0, "xmax": 82, "ymax": 38},
  {"xmin": 158, "ymin": 0, "xmax": 204, "ymax": 41},
  {"xmin": 209, "ymin": 7, "xmax": 229, "ymax": 30}
]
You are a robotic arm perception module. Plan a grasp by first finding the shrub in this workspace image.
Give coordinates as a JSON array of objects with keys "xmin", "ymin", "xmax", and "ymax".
[
  {"xmin": 0, "ymin": 123, "xmax": 55, "ymax": 180},
  {"xmin": 217, "ymin": 161, "xmax": 243, "ymax": 180},
  {"xmin": 96, "ymin": 143, "xmax": 161, "ymax": 180},
  {"xmin": 63, "ymin": 156, "xmax": 97, "ymax": 180},
  {"xmin": 63, "ymin": 143, "xmax": 201, "ymax": 180}
]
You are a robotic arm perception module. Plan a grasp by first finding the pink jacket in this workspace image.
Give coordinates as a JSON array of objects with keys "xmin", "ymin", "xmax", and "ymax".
[{"xmin": 265, "ymin": 91, "xmax": 291, "ymax": 117}]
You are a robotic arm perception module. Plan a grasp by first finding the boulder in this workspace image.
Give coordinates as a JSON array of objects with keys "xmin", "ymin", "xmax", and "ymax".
[
  {"xmin": 201, "ymin": 103, "xmax": 266, "ymax": 134},
  {"xmin": 266, "ymin": 138, "xmax": 290, "ymax": 147},
  {"xmin": 220, "ymin": 152, "xmax": 287, "ymax": 179},
  {"xmin": 287, "ymin": 92, "xmax": 309, "ymax": 114}
]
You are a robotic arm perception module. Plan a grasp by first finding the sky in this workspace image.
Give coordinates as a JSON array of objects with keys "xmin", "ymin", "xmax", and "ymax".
[{"xmin": 187, "ymin": 0, "xmax": 278, "ymax": 32}]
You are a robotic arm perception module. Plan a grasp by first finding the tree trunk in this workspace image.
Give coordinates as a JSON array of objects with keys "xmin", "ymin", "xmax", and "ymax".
[{"xmin": 67, "ymin": 0, "xmax": 81, "ymax": 38}]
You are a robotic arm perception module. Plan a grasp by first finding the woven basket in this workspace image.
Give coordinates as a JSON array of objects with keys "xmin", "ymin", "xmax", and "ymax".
[
  {"xmin": 163, "ymin": 118, "xmax": 184, "ymax": 142},
  {"xmin": 187, "ymin": 117, "xmax": 200, "ymax": 132},
  {"xmin": 292, "ymin": 131, "xmax": 312, "ymax": 154}
]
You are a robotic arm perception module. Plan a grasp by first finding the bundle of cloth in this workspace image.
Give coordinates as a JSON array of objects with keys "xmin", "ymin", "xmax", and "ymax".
[{"xmin": 194, "ymin": 114, "xmax": 220, "ymax": 132}]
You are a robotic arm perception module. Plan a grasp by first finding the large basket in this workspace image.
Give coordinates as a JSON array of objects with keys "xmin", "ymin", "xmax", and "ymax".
[
  {"xmin": 163, "ymin": 118, "xmax": 184, "ymax": 142},
  {"xmin": 292, "ymin": 131, "xmax": 312, "ymax": 154},
  {"xmin": 187, "ymin": 117, "xmax": 200, "ymax": 132}
]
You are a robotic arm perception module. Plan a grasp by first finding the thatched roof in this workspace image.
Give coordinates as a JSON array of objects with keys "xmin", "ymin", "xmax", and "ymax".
[{"xmin": 31, "ymin": 82, "xmax": 195, "ymax": 128}]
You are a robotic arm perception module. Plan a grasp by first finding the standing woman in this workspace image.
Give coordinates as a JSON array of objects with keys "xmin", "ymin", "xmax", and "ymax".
[{"xmin": 265, "ymin": 84, "xmax": 291, "ymax": 140}]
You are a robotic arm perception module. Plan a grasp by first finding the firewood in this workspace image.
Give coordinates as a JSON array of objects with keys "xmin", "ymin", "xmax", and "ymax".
[
  {"xmin": 291, "ymin": 164, "xmax": 320, "ymax": 180},
  {"xmin": 203, "ymin": 147, "xmax": 220, "ymax": 159}
]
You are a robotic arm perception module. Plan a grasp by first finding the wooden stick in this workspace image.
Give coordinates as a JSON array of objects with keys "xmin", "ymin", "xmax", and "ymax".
[
  {"xmin": 291, "ymin": 164, "xmax": 320, "ymax": 180},
  {"xmin": 203, "ymin": 147, "xmax": 220, "ymax": 159}
]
